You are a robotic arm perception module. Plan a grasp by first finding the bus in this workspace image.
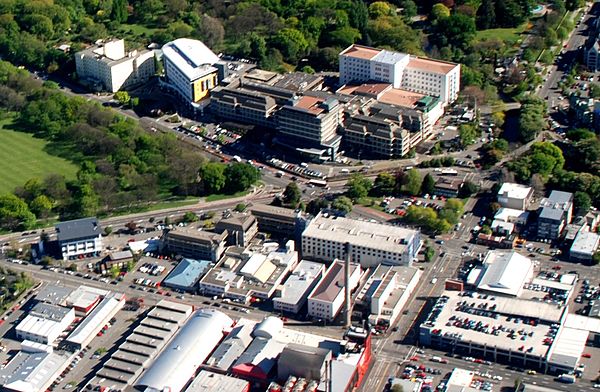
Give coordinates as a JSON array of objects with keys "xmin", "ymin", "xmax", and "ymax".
[
  {"xmin": 441, "ymin": 169, "xmax": 458, "ymax": 176},
  {"xmin": 308, "ymin": 179, "xmax": 327, "ymax": 187}
]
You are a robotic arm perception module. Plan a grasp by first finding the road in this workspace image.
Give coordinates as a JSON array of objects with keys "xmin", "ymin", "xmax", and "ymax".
[{"xmin": 539, "ymin": 6, "xmax": 592, "ymax": 101}]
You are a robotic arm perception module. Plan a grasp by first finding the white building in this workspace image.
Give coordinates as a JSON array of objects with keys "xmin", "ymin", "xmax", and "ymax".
[
  {"xmin": 135, "ymin": 309, "xmax": 233, "ymax": 392},
  {"xmin": 356, "ymin": 265, "xmax": 421, "ymax": 327},
  {"xmin": 339, "ymin": 44, "xmax": 461, "ymax": 104},
  {"xmin": 307, "ymin": 260, "xmax": 362, "ymax": 321},
  {"xmin": 0, "ymin": 341, "xmax": 71, "ymax": 392},
  {"xmin": 55, "ymin": 217, "xmax": 103, "ymax": 261},
  {"xmin": 15, "ymin": 303, "xmax": 75, "ymax": 344},
  {"xmin": 570, "ymin": 230, "xmax": 600, "ymax": 262},
  {"xmin": 162, "ymin": 38, "xmax": 221, "ymax": 104},
  {"xmin": 497, "ymin": 182, "xmax": 534, "ymax": 211},
  {"xmin": 301, "ymin": 213, "xmax": 421, "ymax": 267},
  {"xmin": 184, "ymin": 370, "xmax": 249, "ymax": 392},
  {"xmin": 470, "ymin": 251, "xmax": 534, "ymax": 297},
  {"xmin": 273, "ymin": 260, "xmax": 325, "ymax": 314},
  {"xmin": 75, "ymin": 39, "xmax": 155, "ymax": 92}
]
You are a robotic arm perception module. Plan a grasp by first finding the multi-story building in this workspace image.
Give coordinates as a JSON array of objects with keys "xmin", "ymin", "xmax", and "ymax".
[
  {"xmin": 339, "ymin": 44, "xmax": 461, "ymax": 105},
  {"xmin": 497, "ymin": 183, "xmax": 534, "ymax": 211},
  {"xmin": 276, "ymin": 95, "xmax": 344, "ymax": 160},
  {"xmin": 210, "ymin": 85, "xmax": 278, "ymax": 128},
  {"xmin": 301, "ymin": 213, "xmax": 421, "ymax": 267},
  {"xmin": 307, "ymin": 260, "xmax": 362, "ymax": 321},
  {"xmin": 75, "ymin": 39, "xmax": 155, "ymax": 92},
  {"xmin": 248, "ymin": 204, "xmax": 308, "ymax": 238},
  {"xmin": 537, "ymin": 190, "xmax": 574, "ymax": 240},
  {"xmin": 55, "ymin": 217, "xmax": 103, "ymax": 261},
  {"xmin": 162, "ymin": 38, "xmax": 221, "ymax": 104},
  {"xmin": 273, "ymin": 260, "xmax": 325, "ymax": 314},
  {"xmin": 585, "ymin": 37, "xmax": 600, "ymax": 71},
  {"xmin": 215, "ymin": 213, "xmax": 258, "ymax": 247},
  {"xmin": 162, "ymin": 229, "xmax": 227, "ymax": 262},
  {"xmin": 355, "ymin": 265, "xmax": 421, "ymax": 327}
]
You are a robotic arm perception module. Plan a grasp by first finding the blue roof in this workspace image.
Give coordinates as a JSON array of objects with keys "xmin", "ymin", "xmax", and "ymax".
[{"xmin": 163, "ymin": 258, "xmax": 211, "ymax": 289}]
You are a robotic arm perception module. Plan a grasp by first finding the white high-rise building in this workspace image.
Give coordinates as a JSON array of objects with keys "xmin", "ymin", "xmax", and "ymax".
[
  {"xmin": 339, "ymin": 44, "xmax": 461, "ymax": 104},
  {"xmin": 75, "ymin": 39, "xmax": 155, "ymax": 92}
]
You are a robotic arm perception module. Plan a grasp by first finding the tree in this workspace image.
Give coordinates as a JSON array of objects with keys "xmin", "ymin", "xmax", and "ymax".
[
  {"xmin": 283, "ymin": 182, "xmax": 301, "ymax": 207},
  {"xmin": 347, "ymin": 174, "xmax": 372, "ymax": 200},
  {"xmin": 272, "ymin": 28, "xmax": 308, "ymax": 63},
  {"xmin": 403, "ymin": 169, "xmax": 422, "ymax": 196},
  {"xmin": 593, "ymin": 252, "xmax": 600, "ymax": 265},
  {"xmin": 459, "ymin": 123, "xmax": 478, "ymax": 147},
  {"xmin": 183, "ymin": 211, "xmax": 198, "ymax": 223},
  {"xmin": 574, "ymin": 191, "xmax": 592, "ymax": 214},
  {"xmin": 0, "ymin": 194, "xmax": 36, "ymax": 231},
  {"xmin": 200, "ymin": 162, "xmax": 226, "ymax": 194},
  {"xmin": 109, "ymin": 265, "xmax": 120, "ymax": 279},
  {"xmin": 431, "ymin": 3, "xmax": 450, "ymax": 21},
  {"xmin": 518, "ymin": 97, "xmax": 546, "ymax": 142},
  {"xmin": 68, "ymin": 263, "xmax": 78, "ymax": 272},
  {"xmin": 424, "ymin": 246, "xmax": 435, "ymax": 262},
  {"xmin": 459, "ymin": 181, "xmax": 480, "ymax": 197},
  {"xmin": 421, "ymin": 173, "xmax": 436, "ymax": 195},
  {"xmin": 332, "ymin": 196, "xmax": 353, "ymax": 214},
  {"xmin": 372, "ymin": 172, "xmax": 396, "ymax": 196},
  {"xmin": 235, "ymin": 203, "xmax": 247, "ymax": 212},
  {"xmin": 114, "ymin": 91, "xmax": 130, "ymax": 106},
  {"xmin": 306, "ymin": 198, "xmax": 329, "ymax": 215},
  {"xmin": 111, "ymin": 0, "xmax": 128, "ymax": 23},
  {"xmin": 399, "ymin": 0, "xmax": 417, "ymax": 19},
  {"xmin": 435, "ymin": 13, "xmax": 476, "ymax": 50},
  {"xmin": 439, "ymin": 199, "xmax": 464, "ymax": 225},
  {"xmin": 566, "ymin": 128, "xmax": 596, "ymax": 142},
  {"xmin": 476, "ymin": 0, "xmax": 496, "ymax": 29},
  {"xmin": 391, "ymin": 384, "xmax": 405, "ymax": 392},
  {"xmin": 30, "ymin": 195, "xmax": 52, "ymax": 218},
  {"xmin": 369, "ymin": 2, "xmax": 394, "ymax": 18},
  {"xmin": 223, "ymin": 163, "xmax": 260, "ymax": 193},
  {"xmin": 104, "ymin": 226, "xmax": 113, "ymax": 236}
]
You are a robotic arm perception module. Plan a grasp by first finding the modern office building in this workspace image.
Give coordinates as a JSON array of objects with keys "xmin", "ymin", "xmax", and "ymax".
[
  {"xmin": 162, "ymin": 229, "xmax": 227, "ymax": 262},
  {"xmin": 215, "ymin": 213, "xmax": 258, "ymax": 247},
  {"xmin": 162, "ymin": 38, "xmax": 220, "ymax": 104},
  {"xmin": 307, "ymin": 260, "xmax": 362, "ymax": 321},
  {"xmin": 497, "ymin": 183, "xmax": 534, "ymax": 211},
  {"xmin": 276, "ymin": 95, "xmax": 344, "ymax": 160},
  {"xmin": 301, "ymin": 213, "xmax": 421, "ymax": 267},
  {"xmin": 55, "ymin": 217, "xmax": 102, "ymax": 261},
  {"xmin": 537, "ymin": 190, "xmax": 574, "ymax": 240},
  {"xmin": 75, "ymin": 39, "xmax": 155, "ymax": 92},
  {"xmin": 273, "ymin": 260, "xmax": 325, "ymax": 314},
  {"xmin": 339, "ymin": 44, "xmax": 461, "ymax": 104}
]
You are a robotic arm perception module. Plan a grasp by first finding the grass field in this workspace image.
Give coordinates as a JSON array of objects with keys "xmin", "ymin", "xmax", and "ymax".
[
  {"xmin": 475, "ymin": 23, "xmax": 529, "ymax": 45},
  {"xmin": 0, "ymin": 117, "xmax": 78, "ymax": 194}
]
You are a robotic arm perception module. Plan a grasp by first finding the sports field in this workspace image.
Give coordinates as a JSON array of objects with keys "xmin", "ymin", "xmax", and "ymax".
[{"xmin": 0, "ymin": 118, "xmax": 78, "ymax": 194}]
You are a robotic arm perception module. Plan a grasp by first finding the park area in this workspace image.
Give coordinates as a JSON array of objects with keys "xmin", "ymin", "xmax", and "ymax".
[{"xmin": 0, "ymin": 117, "xmax": 78, "ymax": 194}]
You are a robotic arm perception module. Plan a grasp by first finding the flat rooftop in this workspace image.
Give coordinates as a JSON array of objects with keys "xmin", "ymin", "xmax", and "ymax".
[
  {"xmin": 36, "ymin": 285, "xmax": 73, "ymax": 305},
  {"xmin": 274, "ymin": 260, "xmax": 325, "ymax": 306},
  {"xmin": 407, "ymin": 56, "xmax": 458, "ymax": 75},
  {"xmin": 340, "ymin": 44, "xmax": 382, "ymax": 60},
  {"xmin": 380, "ymin": 88, "xmax": 426, "ymax": 108},
  {"xmin": 423, "ymin": 291, "xmax": 567, "ymax": 358},
  {"xmin": 303, "ymin": 214, "xmax": 418, "ymax": 253},
  {"xmin": 185, "ymin": 370, "xmax": 249, "ymax": 392}
]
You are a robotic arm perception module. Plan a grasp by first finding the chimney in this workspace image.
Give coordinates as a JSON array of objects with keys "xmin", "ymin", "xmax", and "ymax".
[{"xmin": 344, "ymin": 242, "xmax": 352, "ymax": 328}]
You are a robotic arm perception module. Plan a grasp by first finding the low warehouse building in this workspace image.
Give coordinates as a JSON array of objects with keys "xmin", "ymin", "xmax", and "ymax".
[
  {"xmin": 184, "ymin": 370, "xmax": 249, "ymax": 392},
  {"xmin": 135, "ymin": 309, "xmax": 233, "ymax": 392},
  {"xmin": 570, "ymin": 231, "xmax": 600, "ymax": 262},
  {"xmin": 162, "ymin": 258, "xmax": 212, "ymax": 292},
  {"xmin": 15, "ymin": 303, "xmax": 75, "ymax": 344}
]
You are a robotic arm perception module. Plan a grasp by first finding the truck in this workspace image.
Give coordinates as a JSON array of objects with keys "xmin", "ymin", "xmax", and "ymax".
[{"xmin": 557, "ymin": 374, "xmax": 576, "ymax": 384}]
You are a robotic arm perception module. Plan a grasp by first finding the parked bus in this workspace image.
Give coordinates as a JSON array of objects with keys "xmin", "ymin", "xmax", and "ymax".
[{"xmin": 308, "ymin": 179, "xmax": 327, "ymax": 187}]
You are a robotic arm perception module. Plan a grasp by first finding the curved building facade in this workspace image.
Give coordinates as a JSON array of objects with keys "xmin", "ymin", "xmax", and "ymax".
[{"xmin": 135, "ymin": 308, "xmax": 233, "ymax": 392}]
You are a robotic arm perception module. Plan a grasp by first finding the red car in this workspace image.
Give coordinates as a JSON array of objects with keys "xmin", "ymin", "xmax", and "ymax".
[
  {"xmin": 552, "ymin": 265, "xmax": 561, "ymax": 270},
  {"xmin": 410, "ymin": 356, "xmax": 420, "ymax": 361},
  {"xmin": 582, "ymin": 353, "xmax": 592, "ymax": 358}
]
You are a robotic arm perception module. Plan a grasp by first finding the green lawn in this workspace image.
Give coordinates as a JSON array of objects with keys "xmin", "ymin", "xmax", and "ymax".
[
  {"xmin": 204, "ymin": 190, "xmax": 250, "ymax": 202},
  {"xmin": 475, "ymin": 23, "xmax": 528, "ymax": 45},
  {"xmin": 0, "ymin": 118, "xmax": 78, "ymax": 194}
]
